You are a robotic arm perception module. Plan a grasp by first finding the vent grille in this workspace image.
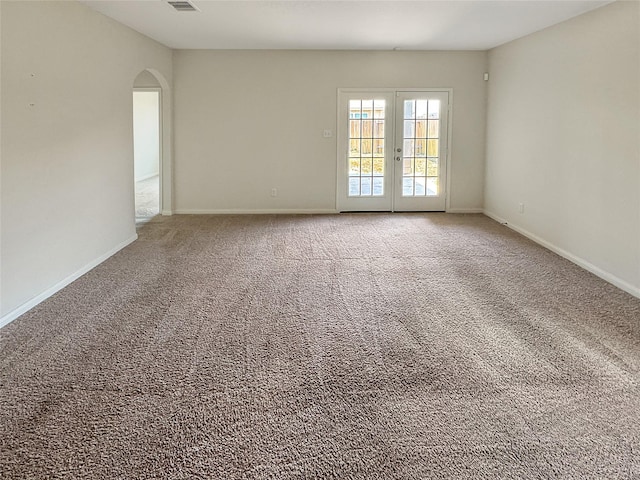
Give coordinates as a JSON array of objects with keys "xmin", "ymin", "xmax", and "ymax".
[{"xmin": 167, "ymin": 1, "xmax": 198, "ymax": 12}]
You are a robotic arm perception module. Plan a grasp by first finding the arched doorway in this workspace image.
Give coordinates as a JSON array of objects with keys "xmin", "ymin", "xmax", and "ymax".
[{"xmin": 132, "ymin": 69, "xmax": 172, "ymax": 223}]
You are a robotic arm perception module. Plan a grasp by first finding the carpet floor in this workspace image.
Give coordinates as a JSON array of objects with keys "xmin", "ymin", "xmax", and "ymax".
[{"xmin": 1, "ymin": 213, "xmax": 639, "ymax": 479}]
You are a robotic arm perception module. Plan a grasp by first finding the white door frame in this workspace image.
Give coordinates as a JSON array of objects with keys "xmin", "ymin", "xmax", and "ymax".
[{"xmin": 336, "ymin": 87, "xmax": 453, "ymax": 212}]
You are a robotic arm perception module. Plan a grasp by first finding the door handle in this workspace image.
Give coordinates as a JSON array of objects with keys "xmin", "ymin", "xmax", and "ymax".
[{"xmin": 395, "ymin": 156, "xmax": 401, "ymax": 162}]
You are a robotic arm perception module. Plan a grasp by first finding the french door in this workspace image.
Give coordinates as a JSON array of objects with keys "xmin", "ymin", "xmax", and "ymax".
[{"xmin": 337, "ymin": 89, "xmax": 449, "ymax": 212}]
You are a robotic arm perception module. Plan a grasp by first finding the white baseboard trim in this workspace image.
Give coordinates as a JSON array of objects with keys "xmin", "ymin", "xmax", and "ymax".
[
  {"xmin": 483, "ymin": 210, "xmax": 509, "ymax": 225},
  {"xmin": 446, "ymin": 208, "xmax": 484, "ymax": 214},
  {"xmin": 483, "ymin": 210, "xmax": 640, "ymax": 300},
  {"xmin": 161, "ymin": 210, "xmax": 173, "ymax": 216},
  {"xmin": 0, "ymin": 234, "xmax": 138, "ymax": 329},
  {"xmin": 174, "ymin": 209, "xmax": 339, "ymax": 215}
]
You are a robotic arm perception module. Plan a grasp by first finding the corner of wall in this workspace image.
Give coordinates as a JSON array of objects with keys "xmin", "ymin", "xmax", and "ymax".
[{"xmin": 483, "ymin": 1, "xmax": 640, "ymax": 297}]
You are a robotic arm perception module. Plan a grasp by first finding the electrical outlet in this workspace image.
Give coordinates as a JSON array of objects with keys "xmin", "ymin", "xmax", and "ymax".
[
  {"xmin": 518, "ymin": 203, "xmax": 525, "ymax": 214},
  {"xmin": 271, "ymin": 188, "xmax": 277, "ymax": 197},
  {"xmin": 323, "ymin": 129, "xmax": 332, "ymax": 138}
]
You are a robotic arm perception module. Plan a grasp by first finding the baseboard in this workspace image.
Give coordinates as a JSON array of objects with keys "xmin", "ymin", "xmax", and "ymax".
[
  {"xmin": 174, "ymin": 209, "xmax": 339, "ymax": 215},
  {"xmin": 161, "ymin": 210, "xmax": 173, "ymax": 216},
  {"xmin": 446, "ymin": 208, "xmax": 484, "ymax": 214},
  {"xmin": 483, "ymin": 210, "xmax": 509, "ymax": 226},
  {"xmin": 483, "ymin": 210, "xmax": 640, "ymax": 300},
  {"xmin": 174, "ymin": 209, "xmax": 483, "ymax": 215},
  {"xmin": 0, "ymin": 234, "xmax": 138, "ymax": 329}
]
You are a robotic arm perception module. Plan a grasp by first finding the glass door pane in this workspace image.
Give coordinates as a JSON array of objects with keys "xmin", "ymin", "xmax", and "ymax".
[
  {"xmin": 394, "ymin": 91, "xmax": 448, "ymax": 211},
  {"xmin": 348, "ymin": 99, "xmax": 385, "ymax": 197},
  {"xmin": 337, "ymin": 91, "xmax": 394, "ymax": 212}
]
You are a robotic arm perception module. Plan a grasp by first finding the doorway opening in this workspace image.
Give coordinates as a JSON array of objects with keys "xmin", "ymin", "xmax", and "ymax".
[
  {"xmin": 133, "ymin": 68, "xmax": 168, "ymax": 224},
  {"xmin": 132, "ymin": 68, "xmax": 172, "ymax": 222},
  {"xmin": 133, "ymin": 88, "xmax": 161, "ymax": 223}
]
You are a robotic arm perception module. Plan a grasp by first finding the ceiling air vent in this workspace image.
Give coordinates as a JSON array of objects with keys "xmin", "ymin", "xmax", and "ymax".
[{"xmin": 167, "ymin": 1, "xmax": 199, "ymax": 12}]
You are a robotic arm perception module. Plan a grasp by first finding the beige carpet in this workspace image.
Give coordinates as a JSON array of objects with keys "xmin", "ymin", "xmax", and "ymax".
[{"xmin": 1, "ymin": 213, "xmax": 639, "ymax": 479}]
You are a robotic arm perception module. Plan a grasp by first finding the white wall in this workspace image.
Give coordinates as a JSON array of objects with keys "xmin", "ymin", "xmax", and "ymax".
[
  {"xmin": 0, "ymin": 1, "xmax": 172, "ymax": 319},
  {"xmin": 133, "ymin": 91, "xmax": 160, "ymax": 182},
  {"xmin": 173, "ymin": 50, "xmax": 487, "ymax": 213},
  {"xmin": 0, "ymin": 1, "xmax": 3, "ymax": 320},
  {"xmin": 484, "ymin": 0, "xmax": 640, "ymax": 296}
]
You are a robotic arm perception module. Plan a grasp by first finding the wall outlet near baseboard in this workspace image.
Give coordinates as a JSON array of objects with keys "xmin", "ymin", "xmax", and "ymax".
[
  {"xmin": 271, "ymin": 188, "xmax": 278, "ymax": 197},
  {"xmin": 518, "ymin": 202, "xmax": 525, "ymax": 214}
]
